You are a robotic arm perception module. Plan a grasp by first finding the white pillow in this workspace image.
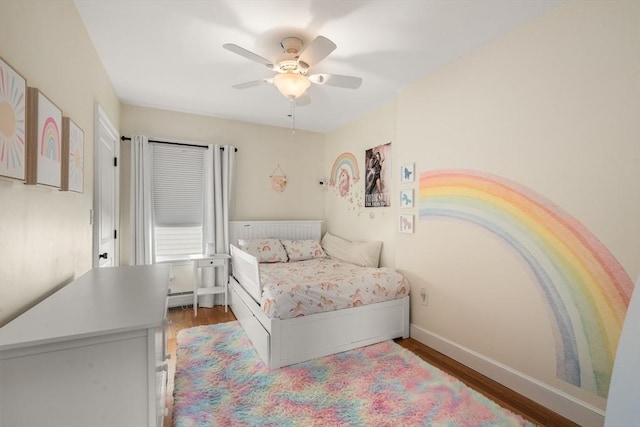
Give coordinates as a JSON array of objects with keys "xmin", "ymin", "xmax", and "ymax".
[
  {"xmin": 320, "ymin": 232, "xmax": 382, "ymax": 268},
  {"xmin": 281, "ymin": 239, "xmax": 327, "ymax": 262},
  {"xmin": 237, "ymin": 238, "xmax": 288, "ymax": 263}
]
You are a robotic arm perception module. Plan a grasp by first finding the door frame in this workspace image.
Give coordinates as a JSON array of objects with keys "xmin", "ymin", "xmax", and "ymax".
[{"xmin": 92, "ymin": 104, "xmax": 120, "ymax": 268}]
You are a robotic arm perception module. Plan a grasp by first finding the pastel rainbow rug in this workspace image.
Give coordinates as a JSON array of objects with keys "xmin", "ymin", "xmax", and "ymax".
[{"xmin": 172, "ymin": 321, "xmax": 533, "ymax": 426}]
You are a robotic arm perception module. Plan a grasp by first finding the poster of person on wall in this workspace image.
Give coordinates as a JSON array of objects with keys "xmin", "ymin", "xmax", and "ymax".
[{"xmin": 365, "ymin": 142, "xmax": 391, "ymax": 207}]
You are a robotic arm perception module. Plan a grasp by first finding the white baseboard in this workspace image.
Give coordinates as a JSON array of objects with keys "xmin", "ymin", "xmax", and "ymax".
[{"xmin": 410, "ymin": 323, "xmax": 605, "ymax": 427}]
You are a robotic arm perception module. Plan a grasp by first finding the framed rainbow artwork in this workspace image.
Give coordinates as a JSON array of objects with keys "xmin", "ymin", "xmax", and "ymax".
[
  {"xmin": 26, "ymin": 88, "xmax": 62, "ymax": 188},
  {"xmin": 419, "ymin": 169, "xmax": 633, "ymax": 397},
  {"xmin": 0, "ymin": 57, "xmax": 27, "ymax": 181},
  {"xmin": 61, "ymin": 117, "xmax": 84, "ymax": 193}
]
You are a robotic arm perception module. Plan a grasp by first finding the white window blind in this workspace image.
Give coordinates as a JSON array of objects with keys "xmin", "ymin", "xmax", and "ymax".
[
  {"xmin": 152, "ymin": 145, "xmax": 204, "ymax": 227},
  {"xmin": 154, "ymin": 226, "xmax": 203, "ymax": 262},
  {"xmin": 152, "ymin": 144, "xmax": 205, "ymax": 262}
]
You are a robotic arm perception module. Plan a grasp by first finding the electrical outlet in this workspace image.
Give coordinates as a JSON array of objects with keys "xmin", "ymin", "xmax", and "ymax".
[{"xmin": 420, "ymin": 288, "xmax": 428, "ymax": 306}]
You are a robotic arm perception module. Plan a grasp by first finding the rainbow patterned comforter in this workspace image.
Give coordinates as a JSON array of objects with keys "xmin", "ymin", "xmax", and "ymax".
[{"xmin": 259, "ymin": 257, "xmax": 409, "ymax": 319}]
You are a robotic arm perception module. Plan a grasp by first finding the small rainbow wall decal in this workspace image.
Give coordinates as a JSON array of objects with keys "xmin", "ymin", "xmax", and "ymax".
[
  {"xmin": 40, "ymin": 116, "xmax": 60, "ymax": 161},
  {"xmin": 329, "ymin": 152, "xmax": 360, "ymax": 186},
  {"xmin": 419, "ymin": 169, "xmax": 633, "ymax": 397}
]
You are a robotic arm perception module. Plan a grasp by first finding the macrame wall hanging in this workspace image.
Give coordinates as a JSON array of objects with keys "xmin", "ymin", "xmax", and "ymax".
[{"xmin": 269, "ymin": 164, "xmax": 287, "ymax": 193}]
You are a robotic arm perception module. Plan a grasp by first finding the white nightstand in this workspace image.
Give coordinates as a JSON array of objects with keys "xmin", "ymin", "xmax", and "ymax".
[{"xmin": 190, "ymin": 253, "xmax": 231, "ymax": 316}]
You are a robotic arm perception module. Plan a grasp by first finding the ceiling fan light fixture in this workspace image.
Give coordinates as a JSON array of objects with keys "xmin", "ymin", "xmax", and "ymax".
[{"xmin": 273, "ymin": 72, "xmax": 310, "ymax": 99}]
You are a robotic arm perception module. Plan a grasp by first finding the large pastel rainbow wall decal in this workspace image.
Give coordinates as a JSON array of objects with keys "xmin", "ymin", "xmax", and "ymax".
[
  {"xmin": 40, "ymin": 116, "xmax": 60, "ymax": 161},
  {"xmin": 329, "ymin": 152, "xmax": 360, "ymax": 186},
  {"xmin": 419, "ymin": 169, "xmax": 633, "ymax": 397}
]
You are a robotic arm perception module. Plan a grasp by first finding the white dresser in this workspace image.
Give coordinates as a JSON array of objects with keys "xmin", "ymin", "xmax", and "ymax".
[{"xmin": 0, "ymin": 265, "xmax": 170, "ymax": 427}]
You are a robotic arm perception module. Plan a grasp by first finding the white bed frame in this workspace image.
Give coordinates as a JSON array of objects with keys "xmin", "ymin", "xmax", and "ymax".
[{"xmin": 228, "ymin": 220, "xmax": 410, "ymax": 369}]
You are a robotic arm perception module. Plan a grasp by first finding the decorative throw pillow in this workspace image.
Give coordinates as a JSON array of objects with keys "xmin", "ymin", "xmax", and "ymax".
[
  {"xmin": 281, "ymin": 239, "xmax": 327, "ymax": 262},
  {"xmin": 320, "ymin": 232, "xmax": 382, "ymax": 268},
  {"xmin": 237, "ymin": 238, "xmax": 288, "ymax": 263}
]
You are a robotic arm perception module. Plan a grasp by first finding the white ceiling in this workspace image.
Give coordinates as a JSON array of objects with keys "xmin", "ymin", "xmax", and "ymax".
[{"xmin": 74, "ymin": 0, "xmax": 564, "ymax": 133}]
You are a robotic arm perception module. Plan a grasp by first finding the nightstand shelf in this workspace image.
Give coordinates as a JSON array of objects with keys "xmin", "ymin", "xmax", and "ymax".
[{"xmin": 190, "ymin": 253, "xmax": 231, "ymax": 316}]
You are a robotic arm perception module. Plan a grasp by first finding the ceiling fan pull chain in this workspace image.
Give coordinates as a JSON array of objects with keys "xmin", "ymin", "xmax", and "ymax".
[{"xmin": 290, "ymin": 99, "xmax": 296, "ymax": 134}]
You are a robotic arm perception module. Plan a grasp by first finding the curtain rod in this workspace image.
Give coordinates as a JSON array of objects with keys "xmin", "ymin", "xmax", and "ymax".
[{"xmin": 120, "ymin": 136, "xmax": 238, "ymax": 152}]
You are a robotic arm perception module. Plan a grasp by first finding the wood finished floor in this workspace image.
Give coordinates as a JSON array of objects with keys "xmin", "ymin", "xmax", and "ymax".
[{"xmin": 164, "ymin": 306, "xmax": 579, "ymax": 427}]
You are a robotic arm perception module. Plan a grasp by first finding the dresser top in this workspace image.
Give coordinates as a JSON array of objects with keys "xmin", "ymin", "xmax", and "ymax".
[{"xmin": 0, "ymin": 265, "xmax": 170, "ymax": 352}]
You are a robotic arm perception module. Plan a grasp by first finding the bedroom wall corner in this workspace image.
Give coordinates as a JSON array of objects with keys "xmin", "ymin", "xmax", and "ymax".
[{"xmin": 324, "ymin": 101, "xmax": 399, "ymax": 268}]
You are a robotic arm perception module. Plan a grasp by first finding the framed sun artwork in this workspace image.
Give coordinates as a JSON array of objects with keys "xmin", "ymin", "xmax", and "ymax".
[
  {"xmin": 61, "ymin": 117, "xmax": 84, "ymax": 192},
  {"xmin": 26, "ymin": 87, "xmax": 62, "ymax": 188},
  {"xmin": 0, "ymin": 57, "xmax": 27, "ymax": 180}
]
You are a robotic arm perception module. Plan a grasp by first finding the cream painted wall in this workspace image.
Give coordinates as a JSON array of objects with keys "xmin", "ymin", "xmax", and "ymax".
[
  {"xmin": 324, "ymin": 101, "xmax": 397, "ymax": 268},
  {"xmin": 326, "ymin": 0, "xmax": 639, "ymax": 422},
  {"xmin": 119, "ymin": 104, "xmax": 326, "ymax": 266},
  {"xmin": 0, "ymin": 1, "xmax": 120, "ymax": 326},
  {"xmin": 398, "ymin": 0, "xmax": 639, "ymax": 417}
]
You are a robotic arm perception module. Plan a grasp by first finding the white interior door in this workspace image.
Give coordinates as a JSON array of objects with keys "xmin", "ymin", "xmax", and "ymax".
[{"xmin": 93, "ymin": 105, "xmax": 119, "ymax": 268}]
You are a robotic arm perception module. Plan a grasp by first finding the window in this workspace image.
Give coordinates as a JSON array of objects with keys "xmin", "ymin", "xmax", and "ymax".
[{"xmin": 152, "ymin": 144, "xmax": 205, "ymax": 262}]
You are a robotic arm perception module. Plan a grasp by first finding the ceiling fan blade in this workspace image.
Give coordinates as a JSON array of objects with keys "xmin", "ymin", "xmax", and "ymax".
[
  {"xmin": 232, "ymin": 78, "xmax": 273, "ymax": 89},
  {"xmin": 298, "ymin": 36, "xmax": 336, "ymax": 67},
  {"xmin": 296, "ymin": 92, "xmax": 311, "ymax": 106},
  {"xmin": 223, "ymin": 43, "xmax": 275, "ymax": 70},
  {"xmin": 308, "ymin": 73, "xmax": 362, "ymax": 89}
]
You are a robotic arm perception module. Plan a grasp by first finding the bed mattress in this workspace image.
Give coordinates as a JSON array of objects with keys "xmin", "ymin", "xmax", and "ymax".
[{"xmin": 259, "ymin": 257, "xmax": 409, "ymax": 319}]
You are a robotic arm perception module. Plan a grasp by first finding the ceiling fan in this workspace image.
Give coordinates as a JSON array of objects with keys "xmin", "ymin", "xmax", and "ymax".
[{"xmin": 223, "ymin": 35, "xmax": 362, "ymax": 104}]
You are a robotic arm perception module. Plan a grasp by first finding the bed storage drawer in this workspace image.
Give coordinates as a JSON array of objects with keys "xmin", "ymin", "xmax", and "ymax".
[{"xmin": 230, "ymin": 282, "xmax": 270, "ymax": 365}]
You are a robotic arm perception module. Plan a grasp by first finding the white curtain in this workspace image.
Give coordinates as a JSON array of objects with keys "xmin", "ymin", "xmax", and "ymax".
[
  {"xmin": 199, "ymin": 144, "xmax": 236, "ymax": 306},
  {"xmin": 130, "ymin": 135, "xmax": 154, "ymax": 265}
]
